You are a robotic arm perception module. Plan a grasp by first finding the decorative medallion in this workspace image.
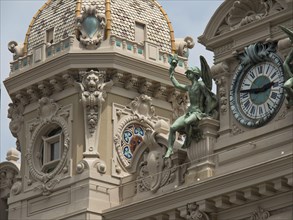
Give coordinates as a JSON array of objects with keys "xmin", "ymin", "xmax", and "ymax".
[
  {"xmin": 76, "ymin": 4, "xmax": 106, "ymax": 49},
  {"xmin": 136, "ymin": 128, "xmax": 176, "ymax": 193},
  {"xmin": 26, "ymin": 97, "xmax": 70, "ymax": 195},
  {"xmin": 114, "ymin": 95, "xmax": 158, "ymax": 169}
]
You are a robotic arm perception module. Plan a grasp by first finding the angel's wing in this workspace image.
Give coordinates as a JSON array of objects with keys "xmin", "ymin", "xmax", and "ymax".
[
  {"xmin": 200, "ymin": 55, "xmax": 212, "ymax": 91},
  {"xmin": 280, "ymin": 25, "xmax": 293, "ymax": 42}
]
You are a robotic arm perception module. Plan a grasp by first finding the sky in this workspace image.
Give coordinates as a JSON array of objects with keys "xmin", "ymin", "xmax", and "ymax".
[{"xmin": 0, "ymin": 0, "xmax": 223, "ymax": 162}]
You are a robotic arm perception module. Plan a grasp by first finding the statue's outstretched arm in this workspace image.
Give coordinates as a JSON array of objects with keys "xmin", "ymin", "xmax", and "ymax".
[
  {"xmin": 169, "ymin": 57, "xmax": 188, "ymax": 91},
  {"xmin": 170, "ymin": 74, "xmax": 188, "ymax": 91}
]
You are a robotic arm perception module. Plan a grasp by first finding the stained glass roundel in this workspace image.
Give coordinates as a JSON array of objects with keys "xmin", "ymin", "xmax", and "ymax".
[{"xmin": 121, "ymin": 124, "xmax": 145, "ymax": 161}]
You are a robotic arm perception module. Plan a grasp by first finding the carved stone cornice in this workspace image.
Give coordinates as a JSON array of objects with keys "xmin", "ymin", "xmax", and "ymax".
[
  {"xmin": 26, "ymin": 86, "xmax": 40, "ymax": 102},
  {"xmin": 103, "ymin": 155, "xmax": 292, "ymax": 220},
  {"xmin": 38, "ymin": 81, "xmax": 53, "ymax": 97}
]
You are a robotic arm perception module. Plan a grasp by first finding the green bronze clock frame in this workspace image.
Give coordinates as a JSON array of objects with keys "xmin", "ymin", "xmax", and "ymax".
[{"xmin": 230, "ymin": 42, "xmax": 285, "ymax": 128}]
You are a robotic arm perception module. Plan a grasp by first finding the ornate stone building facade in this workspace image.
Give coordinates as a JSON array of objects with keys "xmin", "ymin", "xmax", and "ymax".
[{"xmin": 1, "ymin": 0, "xmax": 292, "ymax": 220}]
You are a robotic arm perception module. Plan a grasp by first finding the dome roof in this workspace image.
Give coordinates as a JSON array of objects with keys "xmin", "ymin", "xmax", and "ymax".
[{"xmin": 24, "ymin": 0, "xmax": 175, "ymax": 54}]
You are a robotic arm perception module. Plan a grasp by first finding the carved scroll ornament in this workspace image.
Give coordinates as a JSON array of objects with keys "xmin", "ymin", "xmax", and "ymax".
[
  {"xmin": 76, "ymin": 4, "xmax": 106, "ymax": 49},
  {"xmin": 26, "ymin": 97, "xmax": 70, "ymax": 195}
]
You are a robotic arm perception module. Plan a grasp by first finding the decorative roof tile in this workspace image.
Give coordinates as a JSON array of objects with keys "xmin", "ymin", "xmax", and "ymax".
[{"xmin": 26, "ymin": 0, "xmax": 172, "ymax": 53}]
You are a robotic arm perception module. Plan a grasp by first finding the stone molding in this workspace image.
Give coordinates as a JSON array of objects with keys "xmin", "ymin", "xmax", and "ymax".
[
  {"xmin": 26, "ymin": 97, "xmax": 71, "ymax": 195},
  {"xmin": 103, "ymin": 154, "xmax": 292, "ymax": 219}
]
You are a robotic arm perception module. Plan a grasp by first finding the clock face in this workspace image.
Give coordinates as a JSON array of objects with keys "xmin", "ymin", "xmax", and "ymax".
[{"xmin": 230, "ymin": 53, "xmax": 285, "ymax": 127}]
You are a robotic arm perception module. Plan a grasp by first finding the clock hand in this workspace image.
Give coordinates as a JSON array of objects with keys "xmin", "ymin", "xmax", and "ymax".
[
  {"xmin": 262, "ymin": 81, "xmax": 275, "ymax": 91},
  {"xmin": 239, "ymin": 87, "xmax": 261, "ymax": 93},
  {"xmin": 240, "ymin": 82, "xmax": 275, "ymax": 94}
]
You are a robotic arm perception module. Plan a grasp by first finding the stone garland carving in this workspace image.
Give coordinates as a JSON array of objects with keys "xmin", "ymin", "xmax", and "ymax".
[
  {"xmin": 137, "ymin": 128, "xmax": 176, "ymax": 193},
  {"xmin": 186, "ymin": 203, "xmax": 210, "ymax": 220},
  {"xmin": 26, "ymin": 97, "xmax": 70, "ymax": 195},
  {"xmin": 250, "ymin": 207, "xmax": 270, "ymax": 220},
  {"xmin": 8, "ymin": 102, "xmax": 24, "ymax": 152},
  {"xmin": 215, "ymin": 76, "xmax": 228, "ymax": 114},
  {"xmin": 216, "ymin": 0, "xmax": 285, "ymax": 35},
  {"xmin": 76, "ymin": 4, "xmax": 106, "ymax": 49}
]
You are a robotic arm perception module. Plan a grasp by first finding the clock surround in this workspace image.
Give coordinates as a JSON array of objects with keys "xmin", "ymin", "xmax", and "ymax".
[{"xmin": 230, "ymin": 42, "xmax": 285, "ymax": 128}]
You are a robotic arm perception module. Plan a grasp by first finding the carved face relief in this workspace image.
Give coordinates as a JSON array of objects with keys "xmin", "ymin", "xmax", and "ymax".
[{"xmin": 83, "ymin": 73, "xmax": 99, "ymax": 92}]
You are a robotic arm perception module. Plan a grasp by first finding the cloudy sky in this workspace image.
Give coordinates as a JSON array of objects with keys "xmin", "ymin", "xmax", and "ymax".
[{"xmin": 0, "ymin": 0, "xmax": 223, "ymax": 161}]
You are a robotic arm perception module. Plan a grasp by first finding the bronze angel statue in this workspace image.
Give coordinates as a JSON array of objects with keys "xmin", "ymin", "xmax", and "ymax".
[{"xmin": 164, "ymin": 55, "xmax": 218, "ymax": 158}]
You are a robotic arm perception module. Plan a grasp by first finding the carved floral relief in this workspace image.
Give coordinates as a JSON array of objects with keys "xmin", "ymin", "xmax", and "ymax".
[{"xmin": 216, "ymin": 0, "xmax": 285, "ymax": 35}]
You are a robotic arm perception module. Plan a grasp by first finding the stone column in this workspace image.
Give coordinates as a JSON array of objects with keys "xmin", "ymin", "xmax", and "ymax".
[{"xmin": 185, "ymin": 118, "xmax": 219, "ymax": 183}]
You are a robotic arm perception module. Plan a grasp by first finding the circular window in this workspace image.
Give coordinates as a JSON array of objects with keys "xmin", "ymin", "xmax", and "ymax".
[
  {"xmin": 34, "ymin": 124, "xmax": 64, "ymax": 174},
  {"xmin": 121, "ymin": 124, "xmax": 145, "ymax": 162}
]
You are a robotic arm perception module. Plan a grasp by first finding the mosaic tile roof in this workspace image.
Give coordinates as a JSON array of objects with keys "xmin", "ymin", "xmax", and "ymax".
[
  {"xmin": 27, "ymin": 0, "xmax": 77, "ymax": 52},
  {"xmin": 110, "ymin": 0, "xmax": 172, "ymax": 53},
  {"xmin": 26, "ymin": 0, "xmax": 172, "ymax": 53}
]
